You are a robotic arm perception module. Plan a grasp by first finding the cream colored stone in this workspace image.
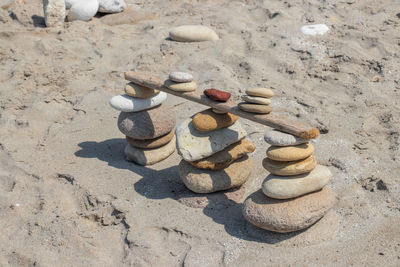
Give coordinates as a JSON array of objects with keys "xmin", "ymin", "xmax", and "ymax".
[
  {"xmin": 169, "ymin": 25, "xmax": 219, "ymax": 42},
  {"xmin": 124, "ymin": 138, "xmax": 175, "ymax": 166},
  {"xmin": 165, "ymin": 80, "xmax": 197, "ymax": 92},
  {"xmin": 245, "ymin": 88, "xmax": 274, "ymax": 98},
  {"xmin": 125, "ymin": 82, "xmax": 159, "ymax": 98},
  {"xmin": 262, "ymin": 154, "xmax": 317, "ymax": 176},
  {"xmin": 241, "ymin": 95, "xmax": 271, "ymax": 105},
  {"xmin": 266, "ymin": 143, "xmax": 314, "ymax": 161},
  {"xmin": 238, "ymin": 103, "xmax": 272, "ymax": 114}
]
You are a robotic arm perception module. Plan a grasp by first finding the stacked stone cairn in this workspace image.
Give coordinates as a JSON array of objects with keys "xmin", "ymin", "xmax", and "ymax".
[
  {"xmin": 176, "ymin": 88, "xmax": 256, "ymax": 193},
  {"xmin": 109, "ymin": 81, "xmax": 176, "ymax": 166},
  {"xmin": 165, "ymin": 71, "xmax": 198, "ymax": 92},
  {"xmin": 242, "ymin": 129, "xmax": 336, "ymax": 233},
  {"xmin": 238, "ymin": 87, "xmax": 274, "ymax": 114}
]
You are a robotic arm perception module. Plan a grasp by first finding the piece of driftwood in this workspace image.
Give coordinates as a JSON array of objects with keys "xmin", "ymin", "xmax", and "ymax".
[{"xmin": 124, "ymin": 71, "xmax": 320, "ymax": 139}]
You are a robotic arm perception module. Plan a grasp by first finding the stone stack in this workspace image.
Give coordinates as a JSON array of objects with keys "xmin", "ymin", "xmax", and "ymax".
[
  {"xmin": 109, "ymin": 82, "xmax": 176, "ymax": 166},
  {"xmin": 165, "ymin": 72, "xmax": 197, "ymax": 92},
  {"xmin": 176, "ymin": 90, "xmax": 255, "ymax": 193},
  {"xmin": 242, "ymin": 129, "xmax": 336, "ymax": 233},
  {"xmin": 239, "ymin": 88, "xmax": 274, "ymax": 114}
]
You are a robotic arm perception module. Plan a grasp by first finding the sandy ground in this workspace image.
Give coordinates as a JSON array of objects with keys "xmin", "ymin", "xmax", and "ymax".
[{"xmin": 0, "ymin": 0, "xmax": 399, "ymax": 266}]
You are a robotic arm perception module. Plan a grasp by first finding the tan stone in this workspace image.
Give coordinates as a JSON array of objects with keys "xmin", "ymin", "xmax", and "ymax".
[
  {"xmin": 125, "ymin": 82, "xmax": 159, "ymax": 98},
  {"xmin": 124, "ymin": 138, "xmax": 175, "ymax": 166},
  {"xmin": 241, "ymin": 95, "xmax": 272, "ymax": 105},
  {"xmin": 266, "ymin": 143, "xmax": 314, "ymax": 161},
  {"xmin": 245, "ymin": 88, "xmax": 274, "ymax": 98},
  {"xmin": 189, "ymin": 139, "xmax": 255, "ymax": 170},
  {"xmin": 165, "ymin": 80, "xmax": 197, "ymax": 92},
  {"xmin": 126, "ymin": 130, "xmax": 174, "ymax": 149},
  {"xmin": 192, "ymin": 108, "xmax": 239, "ymax": 132},
  {"xmin": 242, "ymin": 187, "xmax": 336, "ymax": 233},
  {"xmin": 262, "ymin": 154, "xmax": 317, "ymax": 176},
  {"xmin": 238, "ymin": 103, "xmax": 272, "ymax": 114}
]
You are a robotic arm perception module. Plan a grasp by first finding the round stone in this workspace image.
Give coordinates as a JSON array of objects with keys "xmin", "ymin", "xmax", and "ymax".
[
  {"xmin": 179, "ymin": 156, "xmax": 252, "ymax": 193},
  {"xmin": 169, "ymin": 25, "xmax": 219, "ymax": 42},
  {"xmin": 109, "ymin": 92, "xmax": 167, "ymax": 112},
  {"xmin": 261, "ymin": 164, "xmax": 332, "ymax": 199},
  {"xmin": 241, "ymin": 95, "xmax": 271, "ymax": 105},
  {"xmin": 204, "ymin": 89, "xmax": 231, "ymax": 102},
  {"xmin": 192, "ymin": 108, "xmax": 239, "ymax": 132},
  {"xmin": 300, "ymin": 24, "xmax": 329, "ymax": 36},
  {"xmin": 98, "ymin": 0, "xmax": 126, "ymax": 13},
  {"xmin": 189, "ymin": 139, "xmax": 255, "ymax": 170},
  {"xmin": 242, "ymin": 187, "xmax": 336, "ymax": 233},
  {"xmin": 169, "ymin": 72, "xmax": 193, "ymax": 83},
  {"xmin": 262, "ymin": 154, "xmax": 317, "ymax": 176},
  {"xmin": 67, "ymin": 0, "xmax": 99, "ymax": 22},
  {"xmin": 266, "ymin": 143, "xmax": 314, "ymax": 161},
  {"xmin": 264, "ymin": 129, "xmax": 309, "ymax": 146},
  {"xmin": 212, "ymin": 108, "xmax": 227, "ymax": 114},
  {"xmin": 165, "ymin": 80, "xmax": 197, "ymax": 92},
  {"xmin": 118, "ymin": 105, "xmax": 175, "ymax": 140},
  {"xmin": 126, "ymin": 130, "xmax": 174, "ymax": 149},
  {"xmin": 124, "ymin": 138, "xmax": 175, "ymax": 166},
  {"xmin": 245, "ymin": 88, "xmax": 274, "ymax": 98},
  {"xmin": 125, "ymin": 83, "xmax": 159, "ymax": 98},
  {"xmin": 238, "ymin": 103, "xmax": 272, "ymax": 114}
]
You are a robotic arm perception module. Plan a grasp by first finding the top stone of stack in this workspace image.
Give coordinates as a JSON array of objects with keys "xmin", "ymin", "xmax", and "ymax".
[
  {"xmin": 169, "ymin": 72, "xmax": 193, "ymax": 83},
  {"xmin": 246, "ymin": 88, "xmax": 274, "ymax": 98}
]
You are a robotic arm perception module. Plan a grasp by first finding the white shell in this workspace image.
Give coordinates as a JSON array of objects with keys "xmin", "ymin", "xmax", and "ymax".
[{"xmin": 300, "ymin": 24, "xmax": 329, "ymax": 36}]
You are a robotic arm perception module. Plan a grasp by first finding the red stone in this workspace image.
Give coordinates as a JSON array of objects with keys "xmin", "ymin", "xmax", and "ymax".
[{"xmin": 204, "ymin": 89, "xmax": 231, "ymax": 102}]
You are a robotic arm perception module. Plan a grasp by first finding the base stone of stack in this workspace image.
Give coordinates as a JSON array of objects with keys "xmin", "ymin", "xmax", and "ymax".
[
  {"xmin": 242, "ymin": 187, "xmax": 336, "ymax": 233},
  {"xmin": 124, "ymin": 138, "xmax": 175, "ymax": 166}
]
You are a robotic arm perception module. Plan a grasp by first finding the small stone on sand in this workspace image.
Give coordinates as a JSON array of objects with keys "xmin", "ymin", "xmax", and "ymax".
[
  {"xmin": 169, "ymin": 25, "xmax": 219, "ymax": 42},
  {"xmin": 300, "ymin": 24, "xmax": 330, "ymax": 36}
]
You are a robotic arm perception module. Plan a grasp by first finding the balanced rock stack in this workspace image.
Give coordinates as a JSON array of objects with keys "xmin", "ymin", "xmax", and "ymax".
[
  {"xmin": 242, "ymin": 129, "xmax": 336, "ymax": 233},
  {"xmin": 176, "ymin": 89, "xmax": 255, "ymax": 193},
  {"xmin": 109, "ymin": 82, "xmax": 176, "ymax": 166},
  {"xmin": 239, "ymin": 88, "xmax": 274, "ymax": 114},
  {"xmin": 165, "ymin": 72, "xmax": 197, "ymax": 92}
]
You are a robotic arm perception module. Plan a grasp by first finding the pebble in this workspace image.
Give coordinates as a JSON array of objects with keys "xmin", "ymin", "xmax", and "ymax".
[
  {"xmin": 242, "ymin": 187, "xmax": 335, "ymax": 233},
  {"xmin": 125, "ymin": 82, "xmax": 159, "ymax": 98},
  {"xmin": 262, "ymin": 154, "xmax": 317, "ymax": 176},
  {"xmin": 238, "ymin": 103, "xmax": 272, "ymax": 114},
  {"xmin": 165, "ymin": 80, "xmax": 197, "ymax": 92},
  {"xmin": 118, "ymin": 105, "xmax": 175, "ymax": 140},
  {"xmin": 204, "ymin": 89, "xmax": 231, "ymax": 102},
  {"xmin": 126, "ymin": 130, "xmax": 174, "ymax": 149},
  {"xmin": 245, "ymin": 88, "xmax": 274, "ymax": 98},
  {"xmin": 264, "ymin": 129, "xmax": 309, "ymax": 146},
  {"xmin": 125, "ymin": 138, "xmax": 175, "ymax": 166},
  {"xmin": 261, "ymin": 164, "xmax": 332, "ymax": 199},
  {"xmin": 98, "ymin": 0, "xmax": 126, "ymax": 13},
  {"xmin": 179, "ymin": 156, "xmax": 252, "ymax": 193},
  {"xmin": 192, "ymin": 108, "xmax": 238, "ymax": 132},
  {"xmin": 241, "ymin": 95, "xmax": 271, "ymax": 105},
  {"xmin": 109, "ymin": 92, "xmax": 167, "ymax": 112},
  {"xmin": 67, "ymin": 0, "xmax": 99, "ymax": 22},
  {"xmin": 189, "ymin": 139, "xmax": 255, "ymax": 170},
  {"xmin": 169, "ymin": 25, "xmax": 219, "ymax": 42},
  {"xmin": 175, "ymin": 118, "xmax": 247, "ymax": 161},
  {"xmin": 43, "ymin": 0, "xmax": 65, "ymax": 27},
  {"xmin": 300, "ymin": 24, "xmax": 329, "ymax": 36},
  {"xmin": 266, "ymin": 143, "xmax": 314, "ymax": 161},
  {"xmin": 212, "ymin": 108, "xmax": 227, "ymax": 114},
  {"xmin": 169, "ymin": 72, "xmax": 193, "ymax": 83}
]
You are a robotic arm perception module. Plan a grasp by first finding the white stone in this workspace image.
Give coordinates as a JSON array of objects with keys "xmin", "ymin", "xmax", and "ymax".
[
  {"xmin": 169, "ymin": 25, "xmax": 219, "ymax": 42},
  {"xmin": 67, "ymin": 0, "xmax": 99, "ymax": 22},
  {"xmin": 169, "ymin": 72, "xmax": 193, "ymax": 83},
  {"xmin": 264, "ymin": 129, "xmax": 309, "ymax": 146},
  {"xmin": 43, "ymin": 0, "xmax": 65, "ymax": 27},
  {"xmin": 109, "ymin": 92, "xmax": 167, "ymax": 112},
  {"xmin": 241, "ymin": 95, "xmax": 271, "ymax": 105},
  {"xmin": 300, "ymin": 24, "xmax": 329, "ymax": 36},
  {"xmin": 175, "ymin": 118, "xmax": 247, "ymax": 161},
  {"xmin": 98, "ymin": 0, "xmax": 126, "ymax": 13}
]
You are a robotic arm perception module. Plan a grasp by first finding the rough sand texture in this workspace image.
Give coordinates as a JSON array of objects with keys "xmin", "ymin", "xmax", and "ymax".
[{"xmin": 0, "ymin": 0, "xmax": 399, "ymax": 266}]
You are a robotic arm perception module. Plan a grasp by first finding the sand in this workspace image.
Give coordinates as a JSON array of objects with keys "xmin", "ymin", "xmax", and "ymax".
[{"xmin": 0, "ymin": 0, "xmax": 399, "ymax": 266}]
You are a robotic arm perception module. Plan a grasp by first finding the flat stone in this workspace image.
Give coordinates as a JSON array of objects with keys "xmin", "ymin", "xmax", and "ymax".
[
  {"xmin": 43, "ymin": 0, "xmax": 65, "ymax": 27},
  {"xmin": 242, "ymin": 187, "xmax": 336, "ymax": 233},
  {"xmin": 192, "ymin": 108, "xmax": 238, "ymax": 132},
  {"xmin": 169, "ymin": 25, "xmax": 219, "ymax": 42},
  {"xmin": 98, "ymin": 0, "xmax": 126, "ymax": 13},
  {"xmin": 204, "ymin": 89, "xmax": 231, "ymax": 102},
  {"xmin": 301, "ymin": 24, "xmax": 329, "ymax": 36},
  {"xmin": 118, "ymin": 105, "xmax": 176, "ymax": 140},
  {"xmin": 124, "ymin": 138, "xmax": 175, "ymax": 166},
  {"xmin": 262, "ymin": 164, "xmax": 332, "ymax": 199},
  {"xmin": 169, "ymin": 72, "xmax": 193, "ymax": 83},
  {"xmin": 179, "ymin": 156, "xmax": 252, "ymax": 193},
  {"xmin": 109, "ymin": 92, "xmax": 166, "ymax": 112},
  {"xmin": 266, "ymin": 143, "xmax": 314, "ymax": 161},
  {"xmin": 67, "ymin": 0, "xmax": 99, "ymax": 22},
  {"xmin": 241, "ymin": 95, "xmax": 271, "ymax": 105},
  {"xmin": 245, "ymin": 88, "xmax": 274, "ymax": 98},
  {"xmin": 125, "ymin": 82, "xmax": 159, "ymax": 98},
  {"xmin": 262, "ymin": 154, "xmax": 317, "ymax": 176},
  {"xmin": 238, "ymin": 103, "xmax": 272, "ymax": 114},
  {"xmin": 165, "ymin": 80, "xmax": 197, "ymax": 92},
  {"xmin": 126, "ymin": 130, "xmax": 174, "ymax": 149},
  {"xmin": 212, "ymin": 108, "xmax": 227, "ymax": 114},
  {"xmin": 264, "ymin": 129, "xmax": 309, "ymax": 146},
  {"xmin": 175, "ymin": 118, "xmax": 247, "ymax": 161},
  {"xmin": 189, "ymin": 139, "xmax": 255, "ymax": 170}
]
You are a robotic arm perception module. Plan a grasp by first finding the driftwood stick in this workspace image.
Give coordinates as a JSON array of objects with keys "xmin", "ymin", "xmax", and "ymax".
[{"xmin": 124, "ymin": 71, "xmax": 320, "ymax": 139}]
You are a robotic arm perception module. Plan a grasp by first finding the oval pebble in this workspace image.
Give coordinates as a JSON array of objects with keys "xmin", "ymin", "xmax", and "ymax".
[
  {"xmin": 245, "ymin": 88, "xmax": 274, "ymax": 98},
  {"xmin": 169, "ymin": 72, "xmax": 193, "ymax": 83},
  {"xmin": 165, "ymin": 80, "xmax": 197, "ymax": 92},
  {"xmin": 242, "ymin": 95, "xmax": 271, "ymax": 105},
  {"xmin": 300, "ymin": 24, "xmax": 329, "ymax": 36},
  {"xmin": 109, "ymin": 92, "xmax": 167, "ymax": 112},
  {"xmin": 262, "ymin": 154, "xmax": 317, "ymax": 176},
  {"xmin": 238, "ymin": 103, "xmax": 272, "ymax": 114},
  {"xmin": 266, "ymin": 143, "xmax": 314, "ymax": 161},
  {"xmin": 125, "ymin": 138, "xmax": 175, "ymax": 166},
  {"xmin": 264, "ymin": 129, "xmax": 309, "ymax": 146},
  {"xmin": 169, "ymin": 25, "xmax": 219, "ymax": 42}
]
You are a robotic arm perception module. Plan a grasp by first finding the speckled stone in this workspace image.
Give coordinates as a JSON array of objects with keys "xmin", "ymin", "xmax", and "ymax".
[
  {"xmin": 264, "ymin": 129, "xmax": 309, "ymax": 146},
  {"xmin": 169, "ymin": 72, "xmax": 193, "ymax": 83}
]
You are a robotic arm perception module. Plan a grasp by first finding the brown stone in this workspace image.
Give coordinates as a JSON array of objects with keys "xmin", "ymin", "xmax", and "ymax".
[
  {"xmin": 262, "ymin": 154, "xmax": 317, "ymax": 176},
  {"xmin": 124, "ymin": 138, "xmax": 175, "ymax": 166},
  {"xmin": 238, "ymin": 103, "xmax": 272, "ymax": 114},
  {"xmin": 126, "ymin": 130, "xmax": 174, "ymax": 149},
  {"xmin": 266, "ymin": 143, "xmax": 314, "ymax": 161},
  {"xmin": 192, "ymin": 108, "xmax": 239, "ymax": 132}
]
